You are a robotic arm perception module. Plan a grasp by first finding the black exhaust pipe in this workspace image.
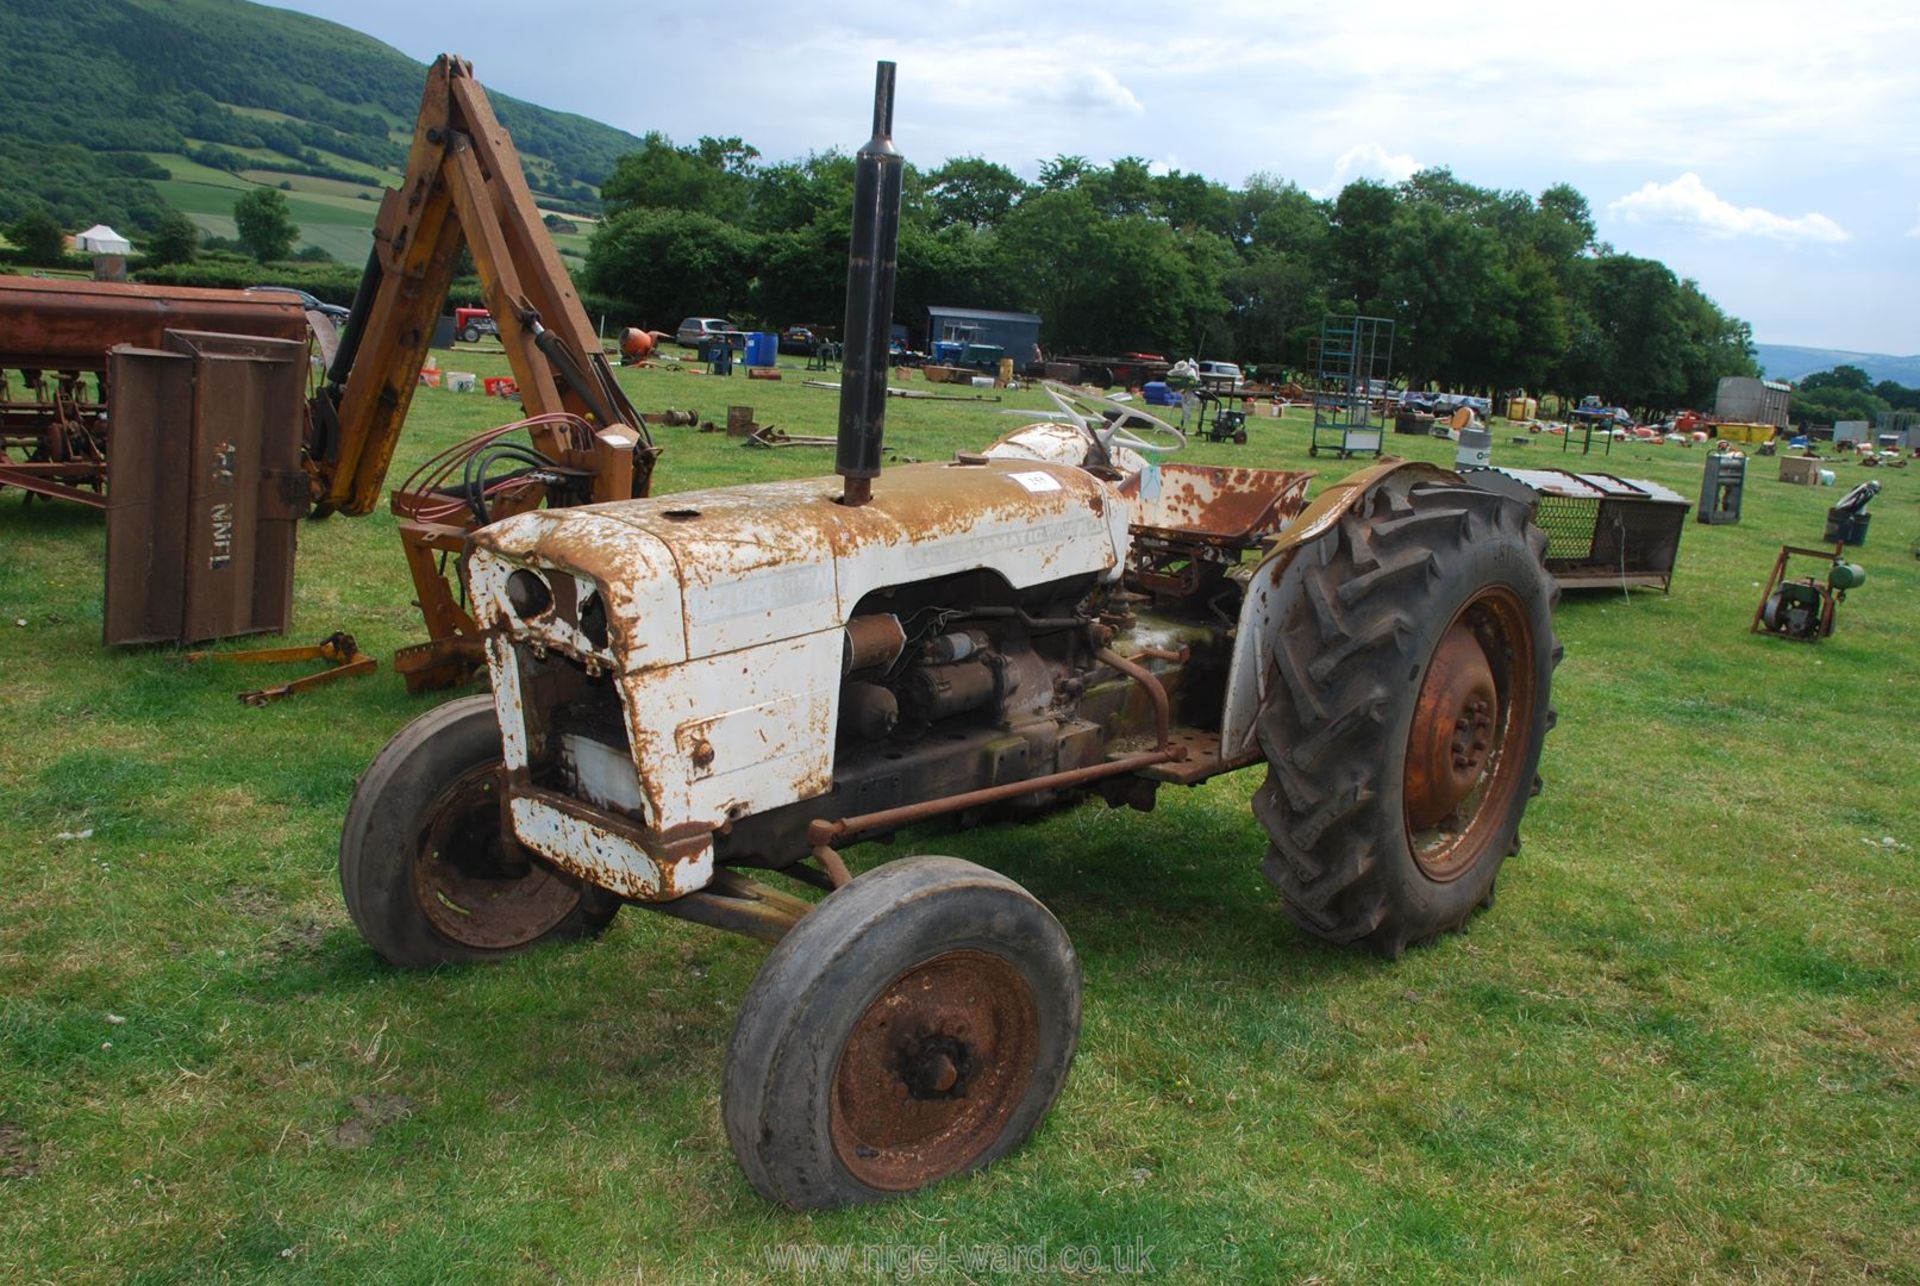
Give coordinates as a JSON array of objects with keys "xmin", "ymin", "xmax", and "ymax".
[{"xmin": 835, "ymin": 61, "xmax": 904, "ymax": 507}]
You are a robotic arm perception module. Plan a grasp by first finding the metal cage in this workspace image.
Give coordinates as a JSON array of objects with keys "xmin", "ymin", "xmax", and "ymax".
[{"xmin": 1465, "ymin": 468, "xmax": 1691, "ymax": 592}]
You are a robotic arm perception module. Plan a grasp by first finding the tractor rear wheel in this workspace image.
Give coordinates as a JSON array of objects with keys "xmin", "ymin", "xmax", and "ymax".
[
  {"xmin": 340, "ymin": 695, "xmax": 620, "ymax": 968},
  {"xmin": 723, "ymin": 856, "xmax": 1080, "ymax": 1209},
  {"xmin": 1253, "ymin": 474, "xmax": 1560, "ymax": 956}
]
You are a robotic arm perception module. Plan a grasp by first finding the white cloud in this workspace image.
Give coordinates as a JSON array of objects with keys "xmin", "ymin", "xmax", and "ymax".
[
  {"xmin": 1311, "ymin": 143, "xmax": 1419, "ymax": 197},
  {"xmin": 1609, "ymin": 173, "xmax": 1849, "ymax": 243},
  {"xmin": 277, "ymin": 0, "xmax": 1920, "ymax": 349},
  {"xmin": 1043, "ymin": 65, "xmax": 1144, "ymax": 117}
]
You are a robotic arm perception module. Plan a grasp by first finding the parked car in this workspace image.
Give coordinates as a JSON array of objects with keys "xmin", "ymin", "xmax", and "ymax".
[
  {"xmin": 1404, "ymin": 391, "xmax": 1493, "ymax": 418},
  {"xmin": 1195, "ymin": 359, "xmax": 1244, "ymax": 390},
  {"xmin": 675, "ymin": 316, "xmax": 738, "ymax": 349},
  {"xmin": 245, "ymin": 285, "xmax": 349, "ymax": 324},
  {"xmin": 779, "ymin": 325, "xmax": 823, "ymax": 356}
]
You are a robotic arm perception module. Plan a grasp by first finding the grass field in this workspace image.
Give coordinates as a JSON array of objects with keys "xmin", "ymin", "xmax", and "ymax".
[
  {"xmin": 145, "ymin": 152, "xmax": 595, "ymax": 265},
  {"xmin": 2, "ymin": 355, "xmax": 1916, "ymax": 1282},
  {"xmin": 152, "ymin": 158, "xmax": 384, "ymax": 265}
]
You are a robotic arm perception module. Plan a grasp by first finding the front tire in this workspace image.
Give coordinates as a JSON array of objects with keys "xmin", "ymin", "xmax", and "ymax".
[
  {"xmin": 723, "ymin": 857, "xmax": 1080, "ymax": 1209},
  {"xmin": 1253, "ymin": 473, "xmax": 1560, "ymax": 957},
  {"xmin": 340, "ymin": 695, "xmax": 620, "ymax": 967}
]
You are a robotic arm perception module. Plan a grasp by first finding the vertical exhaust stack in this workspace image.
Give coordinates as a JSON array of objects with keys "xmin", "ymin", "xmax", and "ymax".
[{"xmin": 835, "ymin": 61, "xmax": 904, "ymax": 507}]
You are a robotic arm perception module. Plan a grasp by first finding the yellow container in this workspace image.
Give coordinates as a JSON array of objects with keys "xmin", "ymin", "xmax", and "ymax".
[{"xmin": 1507, "ymin": 398, "xmax": 1528, "ymax": 421}]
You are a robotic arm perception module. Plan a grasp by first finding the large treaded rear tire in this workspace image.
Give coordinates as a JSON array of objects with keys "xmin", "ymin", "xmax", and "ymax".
[{"xmin": 1252, "ymin": 473, "xmax": 1560, "ymax": 957}]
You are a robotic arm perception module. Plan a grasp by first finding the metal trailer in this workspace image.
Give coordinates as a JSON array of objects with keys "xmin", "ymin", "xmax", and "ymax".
[
  {"xmin": 1050, "ymin": 353, "xmax": 1171, "ymax": 389},
  {"xmin": 1715, "ymin": 375, "xmax": 1791, "ymax": 429}
]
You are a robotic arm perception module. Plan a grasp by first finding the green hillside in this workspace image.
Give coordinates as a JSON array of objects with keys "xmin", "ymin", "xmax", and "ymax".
[{"xmin": 0, "ymin": 0, "xmax": 635, "ymax": 258}]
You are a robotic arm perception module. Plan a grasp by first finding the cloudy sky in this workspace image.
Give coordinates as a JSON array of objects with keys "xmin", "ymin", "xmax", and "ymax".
[{"xmin": 281, "ymin": 0, "xmax": 1920, "ymax": 356}]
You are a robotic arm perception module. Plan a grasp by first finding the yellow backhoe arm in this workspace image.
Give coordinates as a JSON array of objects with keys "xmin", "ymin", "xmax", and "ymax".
[
  {"xmin": 307, "ymin": 53, "xmax": 655, "ymax": 515},
  {"xmin": 302, "ymin": 55, "xmax": 659, "ymax": 690}
]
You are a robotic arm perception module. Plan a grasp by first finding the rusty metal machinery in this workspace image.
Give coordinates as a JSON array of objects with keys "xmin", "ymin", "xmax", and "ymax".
[
  {"xmin": 103, "ymin": 331, "xmax": 311, "ymax": 646},
  {"xmin": 1752, "ymin": 483, "xmax": 1877, "ymax": 642},
  {"xmin": 0, "ymin": 278, "xmax": 309, "ymax": 509},
  {"xmin": 1752, "ymin": 545, "xmax": 1866, "ymax": 641},
  {"xmin": 303, "ymin": 54, "xmax": 657, "ymax": 690},
  {"xmin": 336, "ymin": 60, "xmax": 1564, "ymax": 1213},
  {"xmin": 187, "ymin": 631, "xmax": 377, "ymax": 704}
]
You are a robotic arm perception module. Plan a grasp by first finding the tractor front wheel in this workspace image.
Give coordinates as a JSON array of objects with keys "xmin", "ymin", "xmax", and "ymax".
[
  {"xmin": 723, "ymin": 856, "xmax": 1080, "ymax": 1209},
  {"xmin": 340, "ymin": 695, "xmax": 620, "ymax": 967},
  {"xmin": 1253, "ymin": 473, "xmax": 1560, "ymax": 956}
]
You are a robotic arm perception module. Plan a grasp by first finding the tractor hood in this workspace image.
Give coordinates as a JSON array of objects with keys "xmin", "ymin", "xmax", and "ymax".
[{"xmin": 468, "ymin": 459, "xmax": 1129, "ymax": 670}]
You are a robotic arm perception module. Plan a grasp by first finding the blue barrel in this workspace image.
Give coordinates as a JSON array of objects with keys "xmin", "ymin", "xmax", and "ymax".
[{"xmin": 745, "ymin": 331, "xmax": 778, "ymax": 367}]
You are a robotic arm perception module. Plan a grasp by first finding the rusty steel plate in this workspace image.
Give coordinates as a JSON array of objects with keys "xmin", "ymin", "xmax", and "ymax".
[{"xmin": 104, "ymin": 332, "xmax": 308, "ymax": 645}]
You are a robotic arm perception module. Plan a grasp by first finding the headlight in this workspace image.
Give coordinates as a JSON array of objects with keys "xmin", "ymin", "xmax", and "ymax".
[{"xmin": 504, "ymin": 568, "xmax": 553, "ymax": 620}]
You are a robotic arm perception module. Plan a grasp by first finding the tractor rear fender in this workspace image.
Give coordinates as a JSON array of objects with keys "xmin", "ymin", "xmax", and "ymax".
[{"xmin": 1218, "ymin": 458, "xmax": 1459, "ymax": 759}]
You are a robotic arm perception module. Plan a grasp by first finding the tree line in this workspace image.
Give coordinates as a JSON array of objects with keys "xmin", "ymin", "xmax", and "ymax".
[
  {"xmin": 1792, "ymin": 366, "xmax": 1920, "ymax": 427},
  {"xmin": 585, "ymin": 137, "xmax": 1760, "ymax": 411}
]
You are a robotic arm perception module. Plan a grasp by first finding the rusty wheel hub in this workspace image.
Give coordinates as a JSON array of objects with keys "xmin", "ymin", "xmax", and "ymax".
[
  {"xmin": 1403, "ymin": 589, "xmax": 1537, "ymax": 880},
  {"xmin": 1406, "ymin": 621, "xmax": 1499, "ymax": 832},
  {"xmin": 412, "ymin": 764, "xmax": 582, "ymax": 949},
  {"xmin": 831, "ymin": 950, "xmax": 1038, "ymax": 1191}
]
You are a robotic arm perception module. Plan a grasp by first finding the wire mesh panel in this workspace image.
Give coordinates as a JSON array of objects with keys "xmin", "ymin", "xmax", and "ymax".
[
  {"xmin": 1531, "ymin": 494, "xmax": 1600, "ymax": 561},
  {"xmin": 1311, "ymin": 314, "xmax": 1394, "ymax": 459},
  {"xmin": 1461, "ymin": 467, "xmax": 1691, "ymax": 592}
]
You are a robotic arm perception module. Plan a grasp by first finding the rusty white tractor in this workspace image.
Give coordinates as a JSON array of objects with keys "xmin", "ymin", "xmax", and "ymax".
[{"xmin": 340, "ymin": 64, "xmax": 1559, "ymax": 1209}]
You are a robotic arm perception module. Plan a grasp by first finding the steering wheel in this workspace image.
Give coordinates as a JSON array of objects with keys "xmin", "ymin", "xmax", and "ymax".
[{"xmin": 1042, "ymin": 380, "xmax": 1187, "ymax": 457}]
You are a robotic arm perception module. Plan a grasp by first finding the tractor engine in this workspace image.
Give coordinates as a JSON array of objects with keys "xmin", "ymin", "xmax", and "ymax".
[{"xmin": 718, "ymin": 569, "xmax": 1131, "ymax": 867}]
